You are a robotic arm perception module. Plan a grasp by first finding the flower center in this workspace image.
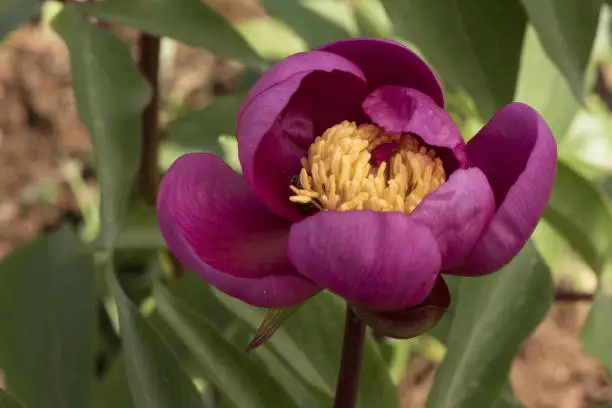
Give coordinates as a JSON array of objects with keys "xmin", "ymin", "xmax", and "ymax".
[{"xmin": 289, "ymin": 121, "xmax": 446, "ymax": 214}]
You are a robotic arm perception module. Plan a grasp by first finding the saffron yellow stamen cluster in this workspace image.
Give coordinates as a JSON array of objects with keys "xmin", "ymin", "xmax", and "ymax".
[{"xmin": 289, "ymin": 121, "xmax": 446, "ymax": 214}]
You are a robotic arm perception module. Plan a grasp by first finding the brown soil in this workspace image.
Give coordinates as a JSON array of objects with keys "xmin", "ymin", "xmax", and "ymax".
[{"xmin": 1, "ymin": 11, "xmax": 611, "ymax": 408}]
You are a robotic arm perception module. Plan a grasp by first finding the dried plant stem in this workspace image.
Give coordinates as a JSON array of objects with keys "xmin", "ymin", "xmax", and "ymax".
[
  {"xmin": 554, "ymin": 289, "xmax": 594, "ymax": 302},
  {"xmin": 137, "ymin": 33, "xmax": 161, "ymax": 206},
  {"xmin": 334, "ymin": 305, "xmax": 366, "ymax": 408}
]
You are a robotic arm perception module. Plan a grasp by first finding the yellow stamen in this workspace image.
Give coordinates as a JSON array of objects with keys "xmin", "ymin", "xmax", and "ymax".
[{"xmin": 289, "ymin": 121, "xmax": 446, "ymax": 214}]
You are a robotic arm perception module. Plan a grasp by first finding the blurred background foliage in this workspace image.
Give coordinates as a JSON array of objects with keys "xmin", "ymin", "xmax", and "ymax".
[{"xmin": 1, "ymin": 0, "xmax": 612, "ymax": 407}]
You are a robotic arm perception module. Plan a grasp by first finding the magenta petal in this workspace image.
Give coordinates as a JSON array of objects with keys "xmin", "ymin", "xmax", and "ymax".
[
  {"xmin": 448, "ymin": 103, "xmax": 557, "ymax": 276},
  {"xmin": 320, "ymin": 38, "xmax": 444, "ymax": 107},
  {"xmin": 362, "ymin": 86, "xmax": 467, "ymax": 169},
  {"xmin": 410, "ymin": 168, "xmax": 495, "ymax": 268},
  {"xmin": 158, "ymin": 153, "xmax": 319, "ymax": 307},
  {"xmin": 351, "ymin": 275, "xmax": 450, "ymax": 339},
  {"xmin": 238, "ymin": 52, "xmax": 367, "ymax": 221},
  {"xmin": 287, "ymin": 211, "xmax": 441, "ymax": 311}
]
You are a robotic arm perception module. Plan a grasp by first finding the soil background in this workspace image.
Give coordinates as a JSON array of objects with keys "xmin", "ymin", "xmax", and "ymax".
[{"xmin": 0, "ymin": 3, "xmax": 611, "ymax": 407}]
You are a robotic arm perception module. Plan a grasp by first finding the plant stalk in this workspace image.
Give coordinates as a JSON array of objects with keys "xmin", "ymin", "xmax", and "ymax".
[
  {"xmin": 137, "ymin": 33, "xmax": 161, "ymax": 206},
  {"xmin": 333, "ymin": 305, "xmax": 366, "ymax": 408}
]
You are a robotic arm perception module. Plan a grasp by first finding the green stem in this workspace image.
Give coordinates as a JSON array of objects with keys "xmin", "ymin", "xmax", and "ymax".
[{"xmin": 334, "ymin": 304, "xmax": 366, "ymax": 408}]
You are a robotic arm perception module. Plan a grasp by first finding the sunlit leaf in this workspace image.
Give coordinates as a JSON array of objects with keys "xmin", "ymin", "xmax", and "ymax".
[
  {"xmin": 582, "ymin": 263, "xmax": 612, "ymax": 373},
  {"xmin": 520, "ymin": 0, "xmax": 601, "ymax": 101}
]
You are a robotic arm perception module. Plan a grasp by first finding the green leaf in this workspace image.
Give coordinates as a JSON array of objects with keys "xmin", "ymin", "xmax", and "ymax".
[
  {"xmin": 258, "ymin": 0, "xmax": 353, "ymax": 48},
  {"xmin": 75, "ymin": 0, "xmax": 264, "ymax": 68},
  {"xmin": 543, "ymin": 160, "xmax": 612, "ymax": 274},
  {"xmin": 353, "ymin": 0, "xmax": 392, "ymax": 38},
  {"xmin": 161, "ymin": 94, "xmax": 243, "ymax": 172},
  {"xmin": 52, "ymin": 6, "xmax": 151, "ymax": 247},
  {"xmin": 153, "ymin": 284, "xmax": 300, "ymax": 408},
  {"xmin": 215, "ymin": 291, "xmax": 399, "ymax": 408},
  {"xmin": 426, "ymin": 242, "xmax": 553, "ymax": 408},
  {"xmin": 582, "ymin": 265, "xmax": 612, "ymax": 373},
  {"xmin": 519, "ymin": 0, "xmax": 601, "ymax": 101},
  {"xmin": 95, "ymin": 355, "xmax": 135, "ymax": 408},
  {"xmin": 0, "ymin": 227, "xmax": 96, "ymax": 408},
  {"xmin": 515, "ymin": 26, "xmax": 579, "ymax": 139},
  {"xmin": 106, "ymin": 265, "xmax": 206, "ymax": 408},
  {"xmin": 490, "ymin": 386, "xmax": 524, "ymax": 408},
  {"xmin": 0, "ymin": 389, "xmax": 26, "ymax": 408},
  {"xmin": 381, "ymin": 0, "xmax": 526, "ymax": 119},
  {"xmin": 0, "ymin": 0, "xmax": 42, "ymax": 40},
  {"xmin": 235, "ymin": 17, "xmax": 307, "ymax": 61}
]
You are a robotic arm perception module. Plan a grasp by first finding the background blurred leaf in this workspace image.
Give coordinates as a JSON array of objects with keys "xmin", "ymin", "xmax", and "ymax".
[
  {"xmin": 543, "ymin": 160, "xmax": 612, "ymax": 274},
  {"xmin": 258, "ymin": 0, "xmax": 353, "ymax": 48},
  {"xmin": 582, "ymin": 264, "xmax": 612, "ymax": 373},
  {"xmin": 216, "ymin": 291, "xmax": 399, "ymax": 408},
  {"xmin": 353, "ymin": 0, "xmax": 392, "ymax": 38},
  {"xmin": 381, "ymin": 0, "xmax": 526, "ymax": 119},
  {"xmin": 0, "ymin": 227, "xmax": 96, "ymax": 408},
  {"xmin": 0, "ymin": 390, "xmax": 26, "ymax": 408},
  {"xmin": 52, "ymin": 6, "xmax": 151, "ymax": 247},
  {"xmin": 106, "ymin": 266, "xmax": 206, "ymax": 408},
  {"xmin": 426, "ymin": 242, "xmax": 553, "ymax": 408},
  {"xmin": 153, "ymin": 284, "xmax": 300, "ymax": 408},
  {"xmin": 235, "ymin": 17, "xmax": 307, "ymax": 60},
  {"xmin": 519, "ymin": 0, "xmax": 602, "ymax": 101},
  {"xmin": 515, "ymin": 26, "xmax": 579, "ymax": 139},
  {"xmin": 96, "ymin": 355, "xmax": 135, "ymax": 408},
  {"xmin": 0, "ymin": 0, "xmax": 42, "ymax": 40},
  {"xmin": 76, "ymin": 0, "xmax": 264, "ymax": 67}
]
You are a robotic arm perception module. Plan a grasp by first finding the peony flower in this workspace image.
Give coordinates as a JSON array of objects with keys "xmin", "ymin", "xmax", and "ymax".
[{"xmin": 158, "ymin": 38, "xmax": 557, "ymax": 338}]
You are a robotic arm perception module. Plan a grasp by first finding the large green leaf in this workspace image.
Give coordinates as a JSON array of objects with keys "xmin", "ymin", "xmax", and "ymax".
[
  {"xmin": 0, "ymin": 227, "xmax": 96, "ymax": 408},
  {"xmin": 0, "ymin": 0, "xmax": 42, "ymax": 40},
  {"xmin": 426, "ymin": 242, "xmax": 553, "ymax": 408},
  {"xmin": 258, "ymin": 0, "xmax": 353, "ymax": 48},
  {"xmin": 515, "ymin": 26, "xmax": 579, "ymax": 139},
  {"xmin": 106, "ymin": 266, "xmax": 206, "ymax": 408},
  {"xmin": 153, "ymin": 285, "xmax": 300, "ymax": 408},
  {"xmin": 76, "ymin": 0, "xmax": 264, "ymax": 68},
  {"xmin": 543, "ymin": 160, "xmax": 612, "ymax": 274},
  {"xmin": 215, "ymin": 291, "xmax": 399, "ymax": 408},
  {"xmin": 519, "ymin": 0, "xmax": 601, "ymax": 101},
  {"xmin": 52, "ymin": 6, "xmax": 151, "ymax": 247},
  {"xmin": 381, "ymin": 0, "xmax": 526, "ymax": 119},
  {"xmin": 95, "ymin": 355, "xmax": 135, "ymax": 408},
  {"xmin": 0, "ymin": 390, "xmax": 26, "ymax": 408}
]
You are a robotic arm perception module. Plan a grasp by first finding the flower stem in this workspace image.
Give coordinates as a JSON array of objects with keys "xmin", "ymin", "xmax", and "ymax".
[
  {"xmin": 137, "ymin": 33, "xmax": 161, "ymax": 206},
  {"xmin": 334, "ymin": 305, "xmax": 366, "ymax": 408}
]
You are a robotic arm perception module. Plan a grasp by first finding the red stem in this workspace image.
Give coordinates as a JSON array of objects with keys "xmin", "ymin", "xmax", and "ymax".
[{"xmin": 333, "ymin": 305, "xmax": 366, "ymax": 408}]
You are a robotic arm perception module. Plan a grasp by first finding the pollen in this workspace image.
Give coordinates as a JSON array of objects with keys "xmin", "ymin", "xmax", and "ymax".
[{"xmin": 289, "ymin": 121, "xmax": 446, "ymax": 214}]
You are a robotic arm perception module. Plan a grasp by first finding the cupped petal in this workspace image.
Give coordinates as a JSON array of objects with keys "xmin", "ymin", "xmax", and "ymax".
[
  {"xmin": 238, "ymin": 54, "xmax": 368, "ymax": 221},
  {"xmin": 351, "ymin": 275, "xmax": 450, "ymax": 339},
  {"xmin": 410, "ymin": 168, "xmax": 495, "ymax": 269},
  {"xmin": 158, "ymin": 153, "xmax": 319, "ymax": 307},
  {"xmin": 447, "ymin": 103, "xmax": 557, "ymax": 276},
  {"xmin": 362, "ymin": 86, "xmax": 467, "ymax": 170},
  {"xmin": 287, "ymin": 211, "xmax": 441, "ymax": 311},
  {"xmin": 320, "ymin": 38, "xmax": 444, "ymax": 107}
]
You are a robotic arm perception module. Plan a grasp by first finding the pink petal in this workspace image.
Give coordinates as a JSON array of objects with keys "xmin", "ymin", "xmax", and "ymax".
[
  {"xmin": 237, "ymin": 51, "xmax": 367, "ymax": 221},
  {"xmin": 158, "ymin": 153, "xmax": 319, "ymax": 307},
  {"xmin": 351, "ymin": 275, "xmax": 450, "ymax": 339},
  {"xmin": 410, "ymin": 168, "xmax": 495, "ymax": 268},
  {"xmin": 362, "ymin": 85, "xmax": 467, "ymax": 170},
  {"xmin": 320, "ymin": 38, "xmax": 444, "ymax": 107},
  {"xmin": 287, "ymin": 211, "xmax": 441, "ymax": 311},
  {"xmin": 448, "ymin": 103, "xmax": 557, "ymax": 276}
]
